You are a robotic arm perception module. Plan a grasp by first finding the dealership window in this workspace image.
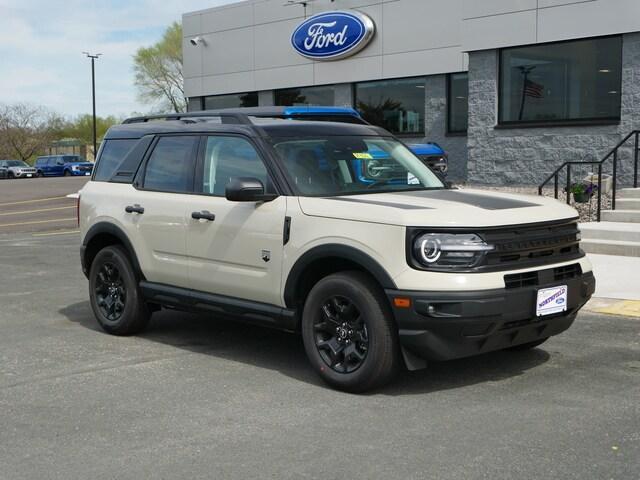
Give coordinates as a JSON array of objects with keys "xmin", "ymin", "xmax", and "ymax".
[
  {"xmin": 187, "ymin": 97, "xmax": 203, "ymax": 112},
  {"xmin": 355, "ymin": 77, "xmax": 425, "ymax": 135},
  {"xmin": 275, "ymin": 85, "xmax": 336, "ymax": 106},
  {"xmin": 499, "ymin": 36, "xmax": 622, "ymax": 125},
  {"xmin": 203, "ymin": 92, "xmax": 259, "ymax": 110},
  {"xmin": 448, "ymin": 73, "xmax": 468, "ymax": 134}
]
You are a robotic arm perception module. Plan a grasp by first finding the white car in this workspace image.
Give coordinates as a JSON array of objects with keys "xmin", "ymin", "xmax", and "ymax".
[
  {"xmin": 78, "ymin": 113, "xmax": 595, "ymax": 392},
  {"xmin": 0, "ymin": 160, "xmax": 38, "ymax": 179}
]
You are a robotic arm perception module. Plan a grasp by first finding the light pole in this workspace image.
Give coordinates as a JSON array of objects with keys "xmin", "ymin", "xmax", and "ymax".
[{"xmin": 83, "ymin": 52, "xmax": 102, "ymax": 159}]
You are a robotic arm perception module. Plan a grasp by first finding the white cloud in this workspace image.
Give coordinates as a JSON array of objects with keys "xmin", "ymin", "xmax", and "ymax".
[{"xmin": 0, "ymin": 0, "xmax": 239, "ymax": 117}]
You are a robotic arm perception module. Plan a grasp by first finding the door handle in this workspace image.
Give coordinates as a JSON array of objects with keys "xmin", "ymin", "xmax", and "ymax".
[
  {"xmin": 125, "ymin": 204, "xmax": 145, "ymax": 214},
  {"xmin": 191, "ymin": 210, "xmax": 216, "ymax": 221}
]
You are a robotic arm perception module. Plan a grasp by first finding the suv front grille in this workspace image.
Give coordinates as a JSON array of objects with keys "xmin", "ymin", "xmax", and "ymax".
[
  {"xmin": 481, "ymin": 220, "xmax": 581, "ymax": 270},
  {"xmin": 504, "ymin": 263, "xmax": 582, "ymax": 290}
]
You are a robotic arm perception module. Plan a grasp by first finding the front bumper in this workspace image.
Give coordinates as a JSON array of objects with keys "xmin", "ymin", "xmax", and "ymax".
[
  {"xmin": 386, "ymin": 270, "xmax": 595, "ymax": 363},
  {"xmin": 70, "ymin": 169, "xmax": 92, "ymax": 176}
]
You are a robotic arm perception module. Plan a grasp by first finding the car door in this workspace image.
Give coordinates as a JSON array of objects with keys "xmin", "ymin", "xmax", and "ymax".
[
  {"xmin": 125, "ymin": 135, "xmax": 200, "ymax": 289},
  {"xmin": 186, "ymin": 135, "xmax": 287, "ymax": 306}
]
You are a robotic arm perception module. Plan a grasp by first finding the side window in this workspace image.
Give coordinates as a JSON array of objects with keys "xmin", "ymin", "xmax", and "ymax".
[
  {"xmin": 201, "ymin": 136, "xmax": 269, "ymax": 196},
  {"xmin": 143, "ymin": 136, "xmax": 198, "ymax": 193},
  {"xmin": 94, "ymin": 139, "xmax": 137, "ymax": 182},
  {"xmin": 48, "ymin": 158, "xmax": 56, "ymax": 166}
]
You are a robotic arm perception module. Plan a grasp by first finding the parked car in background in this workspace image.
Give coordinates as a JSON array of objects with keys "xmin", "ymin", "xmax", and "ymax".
[
  {"xmin": 35, "ymin": 155, "xmax": 94, "ymax": 177},
  {"xmin": 178, "ymin": 106, "xmax": 450, "ymax": 176},
  {"xmin": 407, "ymin": 143, "xmax": 448, "ymax": 176},
  {"xmin": 0, "ymin": 160, "xmax": 38, "ymax": 179}
]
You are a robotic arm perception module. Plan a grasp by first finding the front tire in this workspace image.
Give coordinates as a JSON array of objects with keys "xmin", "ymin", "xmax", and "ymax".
[
  {"xmin": 89, "ymin": 245, "xmax": 150, "ymax": 335},
  {"xmin": 64, "ymin": 170, "xmax": 71, "ymax": 176},
  {"xmin": 301, "ymin": 271, "xmax": 399, "ymax": 393},
  {"xmin": 7, "ymin": 172, "xmax": 14, "ymax": 179}
]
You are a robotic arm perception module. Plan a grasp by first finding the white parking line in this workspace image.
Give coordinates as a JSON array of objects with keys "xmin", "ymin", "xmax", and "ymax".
[
  {"xmin": 32, "ymin": 229, "xmax": 80, "ymax": 237},
  {"xmin": 0, "ymin": 196, "xmax": 70, "ymax": 207},
  {"xmin": 0, "ymin": 206, "xmax": 75, "ymax": 216},
  {"xmin": 0, "ymin": 217, "xmax": 76, "ymax": 228}
]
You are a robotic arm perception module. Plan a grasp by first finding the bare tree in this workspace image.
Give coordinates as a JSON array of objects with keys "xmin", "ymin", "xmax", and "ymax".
[
  {"xmin": 133, "ymin": 22, "xmax": 186, "ymax": 113},
  {"xmin": 0, "ymin": 103, "xmax": 64, "ymax": 163}
]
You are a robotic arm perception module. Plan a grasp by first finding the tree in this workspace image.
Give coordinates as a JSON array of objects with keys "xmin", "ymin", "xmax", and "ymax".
[
  {"xmin": 0, "ymin": 103, "xmax": 64, "ymax": 163},
  {"xmin": 57, "ymin": 114, "xmax": 120, "ymax": 158},
  {"xmin": 133, "ymin": 22, "xmax": 186, "ymax": 113}
]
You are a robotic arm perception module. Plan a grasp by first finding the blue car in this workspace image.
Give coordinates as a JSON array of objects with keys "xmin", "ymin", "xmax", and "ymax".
[
  {"xmin": 177, "ymin": 106, "xmax": 449, "ymax": 176},
  {"xmin": 35, "ymin": 155, "xmax": 94, "ymax": 177}
]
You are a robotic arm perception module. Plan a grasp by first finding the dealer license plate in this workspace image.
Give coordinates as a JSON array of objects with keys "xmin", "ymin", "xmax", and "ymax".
[
  {"xmin": 85, "ymin": 172, "xmax": 91, "ymax": 176},
  {"xmin": 536, "ymin": 285, "xmax": 568, "ymax": 317},
  {"xmin": 26, "ymin": 174, "xmax": 32, "ymax": 177}
]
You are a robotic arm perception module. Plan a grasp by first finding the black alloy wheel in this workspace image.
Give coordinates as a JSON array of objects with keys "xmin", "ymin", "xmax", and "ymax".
[
  {"xmin": 89, "ymin": 245, "xmax": 151, "ymax": 335},
  {"xmin": 301, "ymin": 271, "xmax": 399, "ymax": 393},
  {"xmin": 94, "ymin": 262, "xmax": 126, "ymax": 322},
  {"xmin": 314, "ymin": 295, "xmax": 369, "ymax": 374}
]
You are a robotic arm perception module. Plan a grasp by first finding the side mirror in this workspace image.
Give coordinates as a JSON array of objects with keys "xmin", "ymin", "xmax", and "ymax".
[{"xmin": 225, "ymin": 177, "xmax": 278, "ymax": 202}]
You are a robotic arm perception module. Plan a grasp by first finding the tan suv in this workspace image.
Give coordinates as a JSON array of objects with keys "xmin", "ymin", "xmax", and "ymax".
[{"xmin": 79, "ymin": 112, "xmax": 595, "ymax": 392}]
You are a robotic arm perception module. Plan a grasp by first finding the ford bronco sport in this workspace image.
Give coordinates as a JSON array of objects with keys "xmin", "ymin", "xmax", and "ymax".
[{"xmin": 79, "ymin": 112, "xmax": 595, "ymax": 392}]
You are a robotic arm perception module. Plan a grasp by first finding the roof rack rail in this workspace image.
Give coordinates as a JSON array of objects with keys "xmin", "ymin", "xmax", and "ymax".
[{"xmin": 122, "ymin": 112, "xmax": 253, "ymax": 125}]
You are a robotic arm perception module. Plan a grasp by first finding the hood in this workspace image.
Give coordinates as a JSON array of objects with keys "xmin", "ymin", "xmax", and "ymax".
[
  {"xmin": 408, "ymin": 143, "xmax": 445, "ymax": 156},
  {"xmin": 68, "ymin": 162, "xmax": 93, "ymax": 167},
  {"xmin": 297, "ymin": 188, "xmax": 578, "ymax": 228}
]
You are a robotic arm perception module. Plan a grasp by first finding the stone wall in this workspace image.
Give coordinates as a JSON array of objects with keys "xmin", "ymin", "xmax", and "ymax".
[
  {"xmin": 467, "ymin": 33, "xmax": 640, "ymax": 187},
  {"xmin": 423, "ymin": 75, "xmax": 468, "ymax": 182}
]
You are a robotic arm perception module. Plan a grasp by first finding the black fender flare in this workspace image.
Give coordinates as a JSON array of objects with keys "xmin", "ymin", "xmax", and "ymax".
[
  {"xmin": 82, "ymin": 222, "xmax": 143, "ymax": 279},
  {"xmin": 283, "ymin": 244, "xmax": 397, "ymax": 308}
]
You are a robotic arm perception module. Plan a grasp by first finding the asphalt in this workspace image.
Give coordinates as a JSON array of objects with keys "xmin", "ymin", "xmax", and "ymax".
[
  {"xmin": 0, "ymin": 176, "xmax": 88, "ymax": 234},
  {"xmin": 0, "ymin": 231, "xmax": 638, "ymax": 480}
]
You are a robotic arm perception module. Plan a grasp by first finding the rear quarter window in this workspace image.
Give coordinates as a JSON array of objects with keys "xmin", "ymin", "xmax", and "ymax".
[{"xmin": 94, "ymin": 139, "xmax": 138, "ymax": 182}]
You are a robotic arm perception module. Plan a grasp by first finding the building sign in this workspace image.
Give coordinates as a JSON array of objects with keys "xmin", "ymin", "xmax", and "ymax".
[{"xmin": 291, "ymin": 11, "xmax": 375, "ymax": 61}]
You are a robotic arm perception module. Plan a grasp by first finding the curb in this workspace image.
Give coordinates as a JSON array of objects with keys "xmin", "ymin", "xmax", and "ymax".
[{"xmin": 584, "ymin": 298, "xmax": 640, "ymax": 318}]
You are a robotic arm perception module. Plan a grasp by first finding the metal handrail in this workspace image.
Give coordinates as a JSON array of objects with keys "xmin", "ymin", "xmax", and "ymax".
[{"xmin": 538, "ymin": 130, "xmax": 640, "ymax": 221}]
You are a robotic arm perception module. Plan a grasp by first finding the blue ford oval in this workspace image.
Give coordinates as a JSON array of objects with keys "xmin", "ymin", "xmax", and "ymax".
[{"xmin": 291, "ymin": 11, "xmax": 375, "ymax": 61}]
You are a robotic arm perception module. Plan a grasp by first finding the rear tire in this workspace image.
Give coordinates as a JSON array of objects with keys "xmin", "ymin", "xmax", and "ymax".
[
  {"xmin": 301, "ymin": 271, "xmax": 399, "ymax": 393},
  {"xmin": 89, "ymin": 245, "xmax": 150, "ymax": 335},
  {"xmin": 507, "ymin": 338, "xmax": 549, "ymax": 351}
]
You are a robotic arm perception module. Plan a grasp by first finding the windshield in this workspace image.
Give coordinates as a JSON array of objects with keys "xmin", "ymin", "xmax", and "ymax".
[
  {"xmin": 6, "ymin": 160, "xmax": 28, "ymax": 167},
  {"xmin": 271, "ymin": 136, "xmax": 445, "ymax": 196}
]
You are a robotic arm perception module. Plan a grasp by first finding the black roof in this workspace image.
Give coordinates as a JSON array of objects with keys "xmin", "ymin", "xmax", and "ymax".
[{"xmin": 105, "ymin": 117, "xmax": 387, "ymax": 140}]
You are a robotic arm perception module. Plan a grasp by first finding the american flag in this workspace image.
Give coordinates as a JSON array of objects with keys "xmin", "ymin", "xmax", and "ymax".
[{"xmin": 524, "ymin": 79, "xmax": 544, "ymax": 98}]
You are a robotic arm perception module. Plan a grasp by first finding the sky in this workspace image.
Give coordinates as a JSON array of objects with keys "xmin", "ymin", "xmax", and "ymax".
[{"xmin": 0, "ymin": 0, "xmax": 238, "ymax": 118}]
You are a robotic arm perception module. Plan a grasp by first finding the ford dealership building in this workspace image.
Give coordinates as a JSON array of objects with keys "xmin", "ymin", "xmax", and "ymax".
[{"xmin": 183, "ymin": 0, "xmax": 640, "ymax": 184}]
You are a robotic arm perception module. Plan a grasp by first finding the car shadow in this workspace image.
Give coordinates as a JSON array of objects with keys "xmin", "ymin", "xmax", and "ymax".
[{"xmin": 60, "ymin": 301, "xmax": 551, "ymax": 396}]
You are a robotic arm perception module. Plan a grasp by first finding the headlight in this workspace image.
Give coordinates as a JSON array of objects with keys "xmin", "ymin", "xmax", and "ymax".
[
  {"xmin": 413, "ymin": 233, "xmax": 494, "ymax": 269},
  {"xmin": 71, "ymin": 165, "xmax": 79, "ymax": 171}
]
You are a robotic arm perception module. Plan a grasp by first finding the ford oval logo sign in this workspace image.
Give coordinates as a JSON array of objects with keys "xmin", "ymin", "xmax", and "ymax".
[{"xmin": 291, "ymin": 11, "xmax": 375, "ymax": 61}]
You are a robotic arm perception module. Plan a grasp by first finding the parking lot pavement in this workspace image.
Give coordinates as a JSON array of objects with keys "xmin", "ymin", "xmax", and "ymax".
[
  {"xmin": 0, "ymin": 177, "xmax": 88, "ymax": 234},
  {"xmin": 0, "ymin": 233, "xmax": 638, "ymax": 480}
]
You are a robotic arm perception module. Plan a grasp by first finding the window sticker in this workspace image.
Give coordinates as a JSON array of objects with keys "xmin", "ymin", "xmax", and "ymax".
[
  {"xmin": 407, "ymin": 172, "xmax": 420, "ymax": 185},
  {"xmin": 353, "ymin": 152, "xmax": 373, "ymax": 160}
]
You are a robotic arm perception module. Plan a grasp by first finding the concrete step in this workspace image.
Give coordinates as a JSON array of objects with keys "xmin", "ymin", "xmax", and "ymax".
[
  {"xmin": 616, "ymin": 198, "xmax": 640, "ymax": 210},
  {"xmin": 580, "ymin": 221, "xmax": 640, "ymax": 242},
  {"xmin": 601, "ymin": 210, "xmax": 640, "ymax": 223},
  {"xmin": 581, "ymin": 239, "xmax": 640, "ymax": 257},
  {"xmin": 618, "ymin": 188, "xmax": 640, "ymax": 199}
]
